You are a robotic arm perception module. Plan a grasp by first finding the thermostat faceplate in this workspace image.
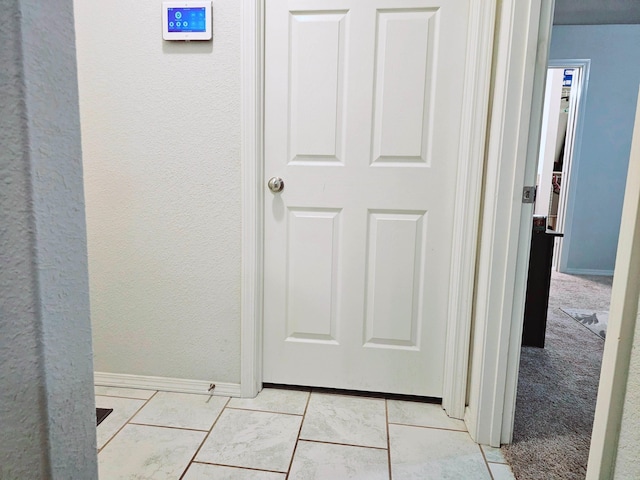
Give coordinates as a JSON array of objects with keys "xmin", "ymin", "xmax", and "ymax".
[{"xmin": 162, "ymin": 1, "xmax": 212, "ymax": 41}]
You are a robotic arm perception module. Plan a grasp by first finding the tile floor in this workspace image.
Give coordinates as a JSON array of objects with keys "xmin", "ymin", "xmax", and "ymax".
[{"xmin": 95, "ymin": 386, "xmax": 515, "ymax": 479}]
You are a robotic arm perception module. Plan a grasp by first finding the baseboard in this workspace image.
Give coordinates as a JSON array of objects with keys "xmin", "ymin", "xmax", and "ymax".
[
  {"xmin": 94, "ymin": 372, "xmax": 242, "ymax": 397},
  {"xmin": 562, "ymin": 268, "xmax": 615, "ymax": 276}
]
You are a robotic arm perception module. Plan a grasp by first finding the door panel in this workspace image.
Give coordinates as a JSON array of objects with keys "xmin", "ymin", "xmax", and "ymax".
[
  {"xmin": 289, "ymin": 12, "xmax": 347, "ymax": 162},
  {"xmin": 372, "ymin": 9, "xmax": 437, "ymax": 164},
  {"xmin": 286, "ymin": 208, "xmax": 341, "ymax": 343},
  {"xmin": 264, "ymin": 0, "xmax": 474, "ymax": 396},
  {"xmin": 364, "ymin": 211, "xmax": 427, "ymax": 349}
]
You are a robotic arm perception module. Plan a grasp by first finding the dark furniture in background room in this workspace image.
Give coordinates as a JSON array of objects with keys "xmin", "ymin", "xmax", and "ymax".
[{"xmin": 522, "ymin": 215, "xmax": 564, "ymax": 347}]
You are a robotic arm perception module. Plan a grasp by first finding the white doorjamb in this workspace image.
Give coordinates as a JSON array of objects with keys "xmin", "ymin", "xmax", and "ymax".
[
  {"xmin": 498, "ymin": 0, "xmax": 557, "ymax": 445},
  {"xmin": 441, "ymin": 0, "xmax": 498, "ymax": 419},
  {"xmin": 240, "ymin": 0, "xmax": 264, "ymax": 398},
  {"xmin": 586, "ymin": 86, "xmax": 640, "ymax": 479},
  {"xmin": 547, "ymin": 59, "xmax": 591, "ymax": 273},
  {"xmin": 464, "ymin": 0, "xmax": 553, "ymax": 446}
]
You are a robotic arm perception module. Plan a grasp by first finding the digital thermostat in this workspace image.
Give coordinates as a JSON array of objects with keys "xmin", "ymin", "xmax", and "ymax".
[{"xmin": 162, "ymin": 1, "xmax": 212, "ymax": 41}]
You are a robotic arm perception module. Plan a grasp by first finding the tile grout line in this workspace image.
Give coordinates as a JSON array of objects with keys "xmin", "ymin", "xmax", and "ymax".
[
  {"xmin": 297, "ymin": 438, "xmax": 388, "ymax": 451},
  {"xmin": 386, "ymin": 399, "xmax": 393, "ymax": 480},
  {"xmin": 190, "ymin": 460, "xmax": 287, "ymax": 475},
  {"xmin": 225, "ymin": 405, "xmax": 305, "ymax": 417},
  {"xmin": 97, "ymin": 390, "xmax": 159, "ymax": 454},
  {"xmin": 127, "ymin": 422, "xmax": 211, "ymax": 433},
  {"xmin": 177, "ymin": 396, "xmax": 232, "ymax": 480},
  {"xmin": 480, "ymin": 445, "xmax": 509, "ymax": 466},
  {"xmin": 388, "ymin": 421, "xmax": 469, "ymax": 433},
  {"xmin": 284, "ymin": 390, "xmax": 312, "ymax": 480},
  {"xmin": 479, "ymin": 444, "xmax": 496, "ymax": 480}
]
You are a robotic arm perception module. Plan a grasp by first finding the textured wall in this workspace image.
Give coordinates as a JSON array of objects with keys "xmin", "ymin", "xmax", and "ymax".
[
  {"xmin": 0, "ymin": 0, "xmax": 97, "ymax": 478},
  {"xmin": 615, "ymin": 304, "xmax": 640, "ymax": 478},
  {"xmin": 74, "ymin": 0, "xmax": 242, "ymax": 382},
  {"xmin": 549, "ymin": 25, "xmax": 640, "ymax": 274}
]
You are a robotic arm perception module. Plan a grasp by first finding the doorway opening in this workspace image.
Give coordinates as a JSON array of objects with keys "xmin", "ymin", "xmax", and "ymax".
[
  {"xmin": 534, "ymin": 61, "xmax": 588, "ymax": 271},
  {"xmin": 507, "ymin": 57, "xmax": 622, "ymax": 477}
]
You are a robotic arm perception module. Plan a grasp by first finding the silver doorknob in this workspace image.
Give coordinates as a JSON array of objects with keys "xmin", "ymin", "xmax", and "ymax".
[{"xmin": 268, "ymin": 177, "xmax": 284, "ymax": 193}]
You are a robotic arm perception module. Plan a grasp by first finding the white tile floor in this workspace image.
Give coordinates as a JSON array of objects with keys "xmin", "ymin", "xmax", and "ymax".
[{"xmin": 95, "ymin": 386, "xmax": 515, "ymax": 479}]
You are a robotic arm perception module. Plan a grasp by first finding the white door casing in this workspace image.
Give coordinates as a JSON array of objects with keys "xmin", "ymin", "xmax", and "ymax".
[
  {"xmin": 548, "ymin": 59, "xmax": 591, "ymax": 274},
  {"xmin": 465, "ymin": 0, "xmax": 555, "ymax": 445},
  {"xmin": 262, "ymin": 0, "xmax": 496, "ymax": 400}
]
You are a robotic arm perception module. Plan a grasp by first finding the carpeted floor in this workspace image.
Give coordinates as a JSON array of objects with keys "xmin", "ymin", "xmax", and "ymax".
[{"xmin": 502, "ymin": 271, "xmax": 613, "ymax": 480}]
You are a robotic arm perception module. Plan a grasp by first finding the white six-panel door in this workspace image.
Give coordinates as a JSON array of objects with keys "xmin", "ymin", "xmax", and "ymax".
[{"xmin": 264, "ymin": 0, "xmax": 479, "ymax": 396}]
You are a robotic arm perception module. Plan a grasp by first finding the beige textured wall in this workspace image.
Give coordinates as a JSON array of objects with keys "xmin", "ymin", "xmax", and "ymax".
[
  {"xmin": 74, "ymin": 0, "xmax": 241, "ymax": 383},
  {"xmin": 614, "ymin": 301, "xmax": 640, "ymax": 478},
  {"xmin": 1, "ymin": 0, "xmax": 97, "ymax": 476}
]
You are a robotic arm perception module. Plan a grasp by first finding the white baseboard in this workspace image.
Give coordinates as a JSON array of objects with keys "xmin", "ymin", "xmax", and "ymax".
[
  {"xmin": 562, "ymin": 268, "xmax": 615, "ymax": 276},
  {"xmin": 94, "ymin": 372, "xmax": 242, "ymax": 397}
]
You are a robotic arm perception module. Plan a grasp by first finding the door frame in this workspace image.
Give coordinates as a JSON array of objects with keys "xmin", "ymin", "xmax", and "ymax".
[
  {"xmin": 461, "ymin": 0, "xmax": 554, "ymax": 446},
  {"xmin": 240, "ymin": 0, "xmax": 264, "ymax": 398},
  {"xmin": 546, "ymin": 60, "xmax": 591, "ymax": 273},
  {"xmin": 239, "ymin": 0, "xmax": 544, "ymax": 429}
]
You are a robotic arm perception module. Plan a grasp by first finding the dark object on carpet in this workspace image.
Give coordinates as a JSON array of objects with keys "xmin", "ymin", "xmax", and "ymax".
[
  {"xmin": 522, "ymin": 219, "xmax": 563, "ymax": 348},
  {"xmin": 502, "ymin": 272, "xmax": 612, "ymax": 479},
  {"xmin": 96, "ymin": 408, "xmax": 113, "ymax": 426},
  {"xmin": 560, "ymin": 308, "xmax": 608, "ymax": 339}
]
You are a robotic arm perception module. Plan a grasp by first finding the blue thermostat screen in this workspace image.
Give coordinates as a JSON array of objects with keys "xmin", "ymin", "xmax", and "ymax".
[{"xmin": 167, "ymin": 7, "xmax": 206, "ymax": 33}]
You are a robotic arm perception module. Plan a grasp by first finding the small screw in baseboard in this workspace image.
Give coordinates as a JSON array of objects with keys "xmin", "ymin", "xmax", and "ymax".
[{"xmin": 206, "ymin": 383, "xmax": 216, "ymax": 403}]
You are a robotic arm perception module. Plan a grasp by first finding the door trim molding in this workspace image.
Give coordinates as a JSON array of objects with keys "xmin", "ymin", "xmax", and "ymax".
[
  {"xmin": 441, "ymin": 0, "xmax": 498, "ymax": 419},
  {"xmin": 546, "ymin": 59, "xmax": 591, "ymax": 274},
  {"xmin": 465, "ymin": 0, "xmax": 554, "ymax": 446},
  {"xmin": 240, "ymin": 0, "xmax": 264, "ymax": 398}
]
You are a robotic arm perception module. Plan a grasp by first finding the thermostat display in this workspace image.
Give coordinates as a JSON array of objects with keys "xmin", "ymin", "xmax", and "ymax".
[
  {"xmin": 163, "ymin": 1, "xmax": 212, "ymax": 41},
  {"xmin": 168, "ymin": 8, "xmax": 206, "ymax": 33}
]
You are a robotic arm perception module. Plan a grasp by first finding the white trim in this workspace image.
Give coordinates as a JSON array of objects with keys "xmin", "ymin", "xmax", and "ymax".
[
  {"xmin": 546, "ymin": 59, "xmax": 591, "ymax": 274},
  {"xmin": 500, "ymin": 0, "xmax": 555, "ymax": 445},
  {"xmin": 564, "ymin": 267, "xmax": 615, "ymax": 277},
  {"xmin": 94, "ymin": 372, "xmax": 242, "ymax": 397},
  {"xmin": 465, "ymin": 0, "xmax": 551, "ymax": 446},
  {"xmin": 240, "ymin": 0, "xmax": 264, "ymax": 399},
  {"xmin": 586, "ymin": 86, "xmax": 640, "ymax": 479},
  {"xmin": 500, "ymin": 0, "xmax": 554, "ymax": 444},
  {"xmin": 442, "ymin": 0, "xmax": 498, "ymax": 419}
]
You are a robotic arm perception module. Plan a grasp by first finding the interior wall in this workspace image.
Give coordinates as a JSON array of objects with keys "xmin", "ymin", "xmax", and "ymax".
[
  {"xmin": 74, "ymin": 0, "xmax": 242, "ymax": 383},
  {"xmin": 549, "ymin": 25, "xmax": 640, "ymax": 274},
  {"xmin": 1, "ymin": 0, "xmax": 97, "ymax": 476}
]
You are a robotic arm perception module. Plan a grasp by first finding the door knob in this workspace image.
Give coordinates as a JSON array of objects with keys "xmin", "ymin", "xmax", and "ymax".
[{"xmin": 268, "ymin": 177, "xmax": 284, "ymax": 193}]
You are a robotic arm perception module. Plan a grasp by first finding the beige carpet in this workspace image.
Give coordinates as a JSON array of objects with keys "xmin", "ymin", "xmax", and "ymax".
[{"xmin": 502, "ymin": 271, "xmax": 613, "ymax": 480}]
